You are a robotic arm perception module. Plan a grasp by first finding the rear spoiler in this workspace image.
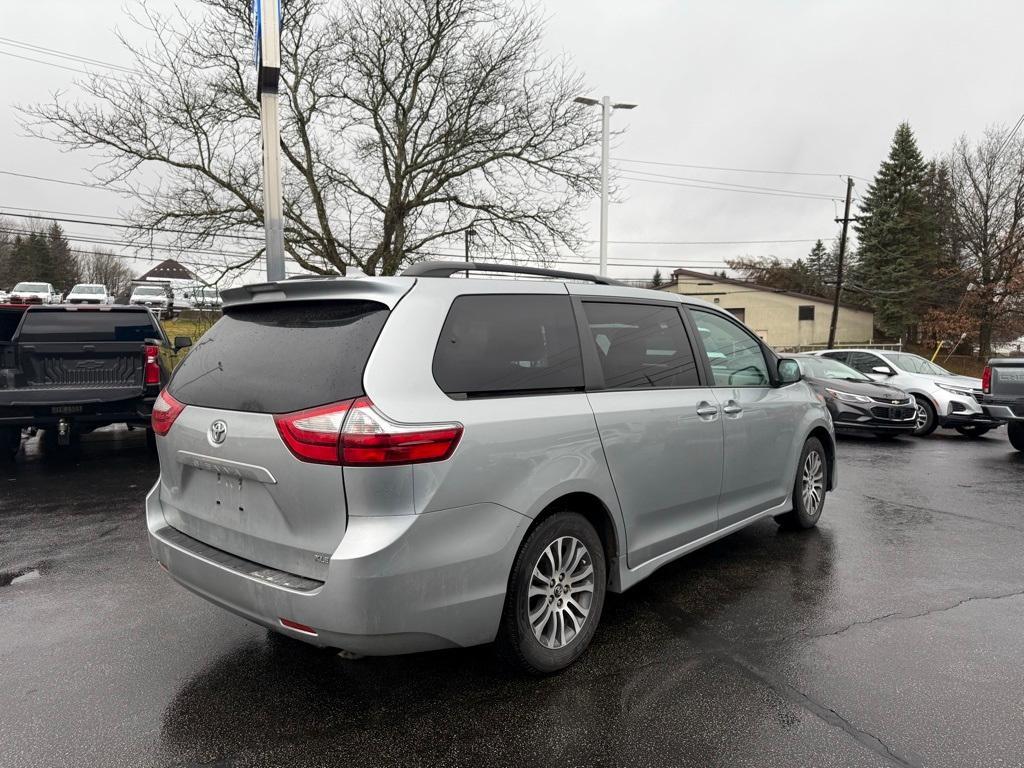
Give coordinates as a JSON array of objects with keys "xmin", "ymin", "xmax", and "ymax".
[{"xmin": 221, "ymin": 276, "xmax": 415, "ymax": 310}]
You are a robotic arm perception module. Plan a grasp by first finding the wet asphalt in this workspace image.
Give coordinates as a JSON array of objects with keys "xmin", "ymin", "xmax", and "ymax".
[{"xmin": 1, "ymin": 427, "xmax": 1023, "ymax": 768}]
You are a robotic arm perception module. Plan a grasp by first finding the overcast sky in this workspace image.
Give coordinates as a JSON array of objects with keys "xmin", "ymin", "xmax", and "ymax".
[{"xmin": 2, "ymin": 0, "xmax": 1023, "ymax": 281}]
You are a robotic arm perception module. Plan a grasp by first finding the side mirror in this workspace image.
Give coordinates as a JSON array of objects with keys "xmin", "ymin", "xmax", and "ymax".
[
  {"xmin": 871, "ymin": 365, "xmax": 894, "ymax": 376},
  {"xmin": 777, "ymin": 358, "xmax": 802, "ymax": 385},
  {"xmin": 173, "ymin": 336, "xmax": 193, "ymax": 352}
]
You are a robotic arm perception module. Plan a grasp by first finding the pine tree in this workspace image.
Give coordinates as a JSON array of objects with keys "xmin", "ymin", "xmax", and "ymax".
[
  {"xmin": 854, "ymin": 123, "xmax": 938, "ymax": 341},
  {"xmin": 46, "ymin": 222, "xmax": 79, "ymax": 292},
  {"xmin": 651, "ymin": 269, "xmax": 663, "ymax": 287},
  {"xmin": 11, "ymin": 231, "xmax": 50, "ymax": 286},
  {"xmin": 802, "ymin": 240, "xmax": 835, "ymax": 296}
]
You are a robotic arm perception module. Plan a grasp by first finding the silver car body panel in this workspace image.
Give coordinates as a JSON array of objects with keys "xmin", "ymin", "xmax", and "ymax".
[{"xmin": 149, "ymin": 275, "xmax": 835, "ymax": 654}]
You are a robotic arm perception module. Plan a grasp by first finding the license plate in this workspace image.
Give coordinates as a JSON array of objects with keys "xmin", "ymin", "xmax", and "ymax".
[{"xmin": 51, "ymin": 405, "xmax": 83, "ymax": 414}]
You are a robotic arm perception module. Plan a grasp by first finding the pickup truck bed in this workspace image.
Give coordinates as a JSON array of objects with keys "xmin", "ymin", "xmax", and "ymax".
[
  {"xmin": 981, "ymin": 358, "xmax": 1024, "ymax": 451},
  {"xmin": 0, "ymin": 305, "xmax": 171, "ymax": 459}
]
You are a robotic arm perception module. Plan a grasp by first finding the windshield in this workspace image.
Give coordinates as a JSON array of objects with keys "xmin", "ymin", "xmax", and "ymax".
[
  {"xmin": 797, "ymin": 356, "xmax": 871, "ymax": 381},
  {"xmin": 882, "ymin": 352, "xmax": 952, "ymax": 376},
  {"xmin": 14, "ymin": 283, "xmax": 48, "ymax": 292},
  {"xmin": 133, "ymin": 286, "xmax": 165, "ymax": 296},
  {"xmin": 71, "ymin": 285, "xmax": 104, "ymax": 294}
]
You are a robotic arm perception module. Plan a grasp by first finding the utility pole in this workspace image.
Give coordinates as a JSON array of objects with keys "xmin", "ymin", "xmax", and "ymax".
[
  {"xmin": 574, "ymin": 96, "xmax": 637, "ymax": 276},
  {"xmin": 255, "ymin": 0, "xmax": 285, "ymax": 282},
  {"xmin": 828, "ymin": 176, "xmax": 855, "ymax": 349}
]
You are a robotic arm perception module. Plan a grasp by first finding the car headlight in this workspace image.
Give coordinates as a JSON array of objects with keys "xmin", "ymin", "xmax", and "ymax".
[
  {"xmin": 825, "ymin": 388, "xmax": 873, "ymax": 403},
  {"xmin": 936, "ymin": 383, "xmax": 975, "ymax": 398}
]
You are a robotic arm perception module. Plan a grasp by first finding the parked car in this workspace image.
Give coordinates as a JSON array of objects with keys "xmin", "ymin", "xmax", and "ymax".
[
  {"xmin": 792, "ymin": 354, "xmax": 917, "ymax": 438},
  {"xmin": 191, "ymin": 287, "xmax": 222, "ymax": 309},
  {"xmin": 9, "ymin": 281, "xmax": 60, "ymax": 305},
  {"xmin": 147, "ymin": 261, "xmax": 836, "ymax": 674},
  {"xmin": 0, "ymin": 289, "xmax": 9, "ymax": 303},
  {"xmin": 130, "ymin": 284, "xmax": 173, "ymax": 314},
  {"xmin": 0, "ymin": 305, "xmax": 191, "ymax": 460},
  {"xmin": 814, "ymin": 349, "xmax": 1002, "ymax": 437},
  {"xmin": 65, "ymin": 283, "xmax": 114, "ymax": 305},
  {"xmin": 980, "ymin": 358, "xmax": 1024, "ymax": 452}
]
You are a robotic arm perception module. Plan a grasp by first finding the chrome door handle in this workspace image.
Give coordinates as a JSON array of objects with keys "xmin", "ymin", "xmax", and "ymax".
[
  {"xmin": 722, "ymin": 402, "xmax": 743, "ymax": 416},
  {"xmin": 696, "ymin": 402, "xmax": 719, "ymax": 419}
]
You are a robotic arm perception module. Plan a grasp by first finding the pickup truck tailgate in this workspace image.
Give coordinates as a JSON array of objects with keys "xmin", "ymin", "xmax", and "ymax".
[
  {"xmin": 990, "ymin": 359, "xmax": 1024, "ymax": 398},
  {"xmin": 19, "ymin": 341, "xmax": 144, "ymax": 388}
]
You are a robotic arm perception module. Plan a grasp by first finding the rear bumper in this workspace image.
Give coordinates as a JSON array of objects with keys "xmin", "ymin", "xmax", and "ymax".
[
  {"xmin": 146, "ymin": 481, "xmax": 530, "ymax": 655},
  {"xmin": 0, "ymin": 394, "xmax": 156, "ymax": 427},
  {"xmin": 982, "ymin": 402, "xmax": 1024, "ymax": 422}
]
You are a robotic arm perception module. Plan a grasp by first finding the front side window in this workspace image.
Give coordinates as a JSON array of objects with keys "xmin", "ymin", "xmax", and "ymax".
[
  {"xmin": 847, "ymin": 351, "xmax": 885, "ymax": 374},
  {"xmin": 432, "ymin": 294, "xmax": 583, "ymax": 398},
  {"xmin": 690, "ymin": 309, "xmax": 770, "ymax": 387},
  {"xmin": 582, "ymin": 302, "xmax": 699, "ymax": 389},
  {"xmin": 882, "ymin": 352, "xmax": 951, "ymax": 376}
]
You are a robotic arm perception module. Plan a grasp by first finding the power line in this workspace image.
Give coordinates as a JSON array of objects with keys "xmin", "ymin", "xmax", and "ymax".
[
  {"xmin": 616, "ymin": 167, "xmax": 842, "ymax": 199},
  {"xmin": 994, "ymin": 110, "xmax": 1024, "ymax": 160},
  {"xmin": 619, "ymin": 175, "xmax": 843, "ymax": 202},
  {"xmin": 0, "ymin": 36, "xmax": 138, "ymax": 74},
  {"xmin": 615, "ymin": 157, "xmax": 850, "ymax": 178},
  {"xmin": 0, "ymin": 169, "xmax": 127, "ymax": 192},
  {"xmin": 595, "ymin": 237, "xmax": 826, "ymax": 246},
  {"xmin": 1, "ymin": 210, "xmax": 265, "ymax": 242}
]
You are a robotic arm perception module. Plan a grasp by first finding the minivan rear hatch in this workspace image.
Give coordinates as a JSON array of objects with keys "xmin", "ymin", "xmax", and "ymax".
[{"xmin": 157, "ymin": 280, "xmax": 410, "ymax": 581}]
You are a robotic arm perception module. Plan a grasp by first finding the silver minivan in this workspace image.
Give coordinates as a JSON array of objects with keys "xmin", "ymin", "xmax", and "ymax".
[{"xmin": 147, "ymin": 262, "xmax": 836, "ymax": 673}]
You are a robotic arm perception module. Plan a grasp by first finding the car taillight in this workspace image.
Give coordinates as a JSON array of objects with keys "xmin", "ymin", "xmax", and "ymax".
[
  {"xmin": 982, "ymin": 366, "xmax": 992, "ymax": 394},
  {"xmin": 273, "ymin": 398, "xmax": 463, "ymax": 466},
  {"xmin": 274, "ymin": 400, "xmax": 354, "ymax": 464},
  {"xmin": 151, "ymin": 389, "xmax": 185, "ymax": 436},
  {"xmin": 341, "ymin": 397, "xmax": 463, "ymax": 466},
  {"xmin": 144, "ymin": 344, "xmax": 161, "ymax": 385}
]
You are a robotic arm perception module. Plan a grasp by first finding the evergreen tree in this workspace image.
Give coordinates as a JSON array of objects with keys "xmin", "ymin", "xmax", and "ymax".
[
  {"xmin": 651, "ymin": 269, "xmax": 663, "ymax": 287},
  {"xmin": 802, "ymin": 241, "xmax": 835, "ymax": 296},
  {"xmin": 10, "ymin": 232, "xmax": 50, "ymax": 286},
  {"xmin": 46, "ymin": 222, "xmax": 79, "ymax": 292},
  {"xmin": 854, "ymin": 123, "xmax": 939, "ymax": 340}
]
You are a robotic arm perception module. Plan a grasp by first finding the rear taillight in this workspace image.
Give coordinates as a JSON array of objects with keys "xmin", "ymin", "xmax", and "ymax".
[
  {"xmin": 274, "ymin": 400, "xmax": 354, "ymax": 465},
  {"xmin": 982, "ymin": 366, "xmax": 992, "ymax": 394},
  {"xmin": 341, "ymin": 398, "xmax": 463, "ymax": 466},
  {"xmin": 151, "ymin": 389, "xmax": 185, "ymax": 436},
  {"xmin": 273, "ymin": 398, "xmax": 463, "ymax": 466},
  {"xmin": 144, "ymin": 344, "xmax": 161, "ymax": 385}
]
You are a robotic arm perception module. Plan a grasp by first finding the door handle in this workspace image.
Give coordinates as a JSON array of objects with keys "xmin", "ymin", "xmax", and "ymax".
[
  {"xmin": 722, "ymin": 401, "xmax": 743, "ymax": 416},
  {"xmin": 696, "ymin": 402, "xmax": 719, "ymax": 419}
]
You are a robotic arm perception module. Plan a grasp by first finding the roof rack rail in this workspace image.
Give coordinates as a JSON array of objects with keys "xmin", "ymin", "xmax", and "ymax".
[{"xmin": 401, "ymin": 260, "xmax": 624, "ymax": 286}]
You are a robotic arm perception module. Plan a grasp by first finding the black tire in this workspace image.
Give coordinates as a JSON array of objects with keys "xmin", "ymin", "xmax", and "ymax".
[
  {"xmin": 775, "ymin": 437, "xmax": 827, "ymax": 529},
  {"xmin": 1009, "ymin": 422, "xmax": 1024, "ymax": 452},
  {"xmin": 498, "ymin": 511, "xmax": 606, "ymax": 675},
  {"xmin": 912, "ymin": 398, "xmax": 938, "ymax": 437},
  {"xmin": 0, "ymin": 426, "xmax": 21, "ymax": 463},
  {"xmin": 954, "ymin": 424, "xmax": 991, "ymax": 438}
]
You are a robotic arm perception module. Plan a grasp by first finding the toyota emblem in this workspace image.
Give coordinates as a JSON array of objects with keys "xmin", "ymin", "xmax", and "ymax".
[{"xmin": 209, "ymin": 420, "xmax": 228, "ymax": 446}]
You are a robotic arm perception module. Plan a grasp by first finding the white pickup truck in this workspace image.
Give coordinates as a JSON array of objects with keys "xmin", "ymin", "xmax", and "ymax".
[{"xmin": 981, "ymin": 358, "xmax": 1024, "ymax": 451}]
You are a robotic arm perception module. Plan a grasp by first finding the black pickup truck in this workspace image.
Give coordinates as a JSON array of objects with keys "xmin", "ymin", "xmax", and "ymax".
[
  {"xmin": 0, "ymin": 304, "xmax": 191, "ymax": 460},
  {"xmin": 981, "ymin": 358, "xmax": 1024, "ymax": 452}
]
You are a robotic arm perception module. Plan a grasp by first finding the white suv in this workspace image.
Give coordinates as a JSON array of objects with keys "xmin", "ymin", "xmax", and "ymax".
[{"xmin": 815, "ymin": 349, "xmax": 1003, "ymax": 437}]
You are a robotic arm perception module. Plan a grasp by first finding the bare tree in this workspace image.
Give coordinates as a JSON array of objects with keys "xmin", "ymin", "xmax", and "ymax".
[
  {"xmin": 78, "ymin": 249, "xmax": 137, "ymax": 298},
  {"xmin": 946, "ymin": 127, "xmax": 1024, "ymax": 356},
  {"xmin": 20, "ymin": 0, "xmax": 600, "ymax": 276}
]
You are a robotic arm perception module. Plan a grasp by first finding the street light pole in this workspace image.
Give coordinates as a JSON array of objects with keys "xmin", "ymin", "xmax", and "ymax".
[
  {"xmin": 255, "ymin": 0, "xmax": 285, "ymax": 283},
  {"xmin": 599, "ymin": 96, "xmax": 611, "ymax": 278},
  {"xmin": 575, "ymin": 95, "xmax": 636, "ymax": 276}
]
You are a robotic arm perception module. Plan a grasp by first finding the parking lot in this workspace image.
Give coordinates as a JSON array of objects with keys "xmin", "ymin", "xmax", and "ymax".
[{"xmin": 0, "ymin": 428, "xmax": 1022, "ymax": 768}]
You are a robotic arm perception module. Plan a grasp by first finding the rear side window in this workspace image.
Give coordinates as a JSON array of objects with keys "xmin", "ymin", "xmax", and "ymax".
[
  {"xmin": 17, "ymin": 310, "xmax": 159, "ymax": 342},
  {"xmin": 169, "ymin": 301, "xmax": 388, "ymax": 413},
  {"xmin": 582, "ymin": 302, "xmax": 700, "ymax": 389},
  {"xmin": 432, "ymin": 295, "xmax": 583, "ymax": 398}
]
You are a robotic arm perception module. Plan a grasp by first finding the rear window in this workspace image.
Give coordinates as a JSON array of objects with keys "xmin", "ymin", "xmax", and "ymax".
[
  {"xmin": 17, "ymin": 310, "xmax": 160, "ymax": 342},
  {"xmin": 432, "ymin": 294, "xmax": 583, "ymax": 398},
  {"xmin": 169, "ymin": 300, "xmax": 389, "ymax": 413}
]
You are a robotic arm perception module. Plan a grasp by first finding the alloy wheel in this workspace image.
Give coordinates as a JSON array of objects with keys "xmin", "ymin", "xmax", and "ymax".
[
  {"xmin": 801, "ymin": 450, "xmax": 824, "ymax": 515},
  {"xmin": 914, "ymin": 403, "xmax": 929, "ymax": 431},
  {"xmin": 528, "ymin": 536, "xmax": 595, "ymax": 649}
]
